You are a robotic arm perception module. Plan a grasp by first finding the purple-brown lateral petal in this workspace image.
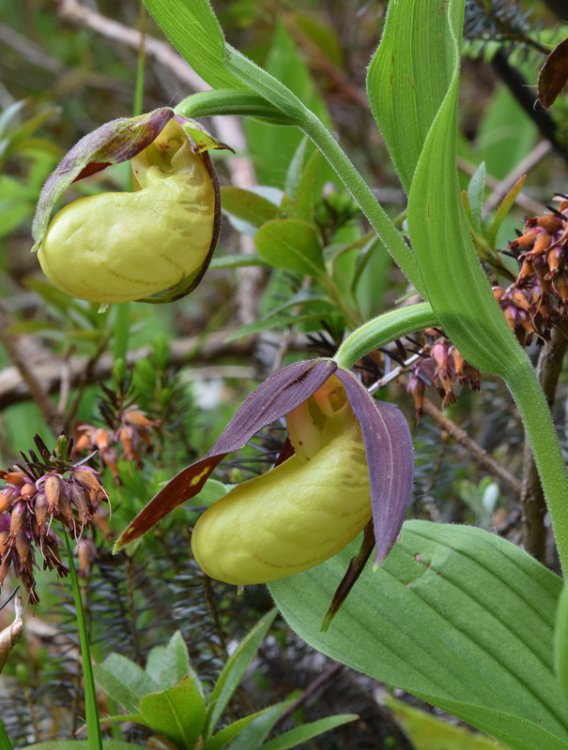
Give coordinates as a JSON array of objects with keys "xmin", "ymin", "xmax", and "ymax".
[
  {"xmin": 335, "ymin": 369, "xmax": 414, "ymax": 564},
  {"xmin": 32, "ymin": 107, "xmax": 174, "ymax": 250},
  {"xmin": 115, "ymin": 358, "xmax": 336, "ymax": 550}
]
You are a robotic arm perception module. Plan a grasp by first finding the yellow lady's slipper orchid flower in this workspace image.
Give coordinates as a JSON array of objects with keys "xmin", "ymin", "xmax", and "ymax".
[
  {"xmin": 32, "ymin": 108, "xmax": 221, "ymax": 305},
  {"xmin": 116, "ymin": 359, "xmax": 414, "ymax": 589}
]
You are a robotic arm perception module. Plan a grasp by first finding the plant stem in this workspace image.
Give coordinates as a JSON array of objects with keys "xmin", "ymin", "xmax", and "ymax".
[
  {"xmin": 521, "ymin": 324, "xmax": 568, "ymax": 564},
  {"xmin": 507, "ymin": 363, "xmax": 568, "ymax": 575},
  {"xmin": 334, "ymin": 302, "xmax": 439, "ymax": 369},
  {"xmin": 0, "ymin": 721, "xmax": 13, "ymax": 750},
  {"xmin": 299, "ymin": 112, "xmax": 425, "ymax": 296},
  {"xmin": 64, "ymin": 531, "xmax": 102, "ymax": 750}
]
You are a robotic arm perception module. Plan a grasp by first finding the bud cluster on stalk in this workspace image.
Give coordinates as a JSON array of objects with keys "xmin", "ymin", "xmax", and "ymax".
[
  {"xmin": 405, "ymin": 197, "xmax": 568, "ymax": 414},
  {"xmin": 406, "ymin": 331, "xmax": 481, "ymax": 415},
  {"xmin": 493, "ymin": 196, "xmax": 568, "ymax": 344},
  {"xmin": 0, "ymin": 438, "xmax": 108, "ymax": 603}
]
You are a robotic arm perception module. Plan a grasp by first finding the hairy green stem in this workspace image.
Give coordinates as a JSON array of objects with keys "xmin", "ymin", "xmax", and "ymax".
[
  {"xmin": 298, "ymin": 112, "xmax": 424, "ymax": 296},
  {"xmin": 176, "ymin": 90, "xmax": 424, "ymax": 295},
  {"xmin": 334, "ymin": 302, "xmax": 438, "ymax": 369},
  {"xmin": 64, "ymin": 532, "xmax": 102, "ymax": 750},
  {"xmin": 507, "ymin": 364, "xmax": 568, "ymax": 575}
]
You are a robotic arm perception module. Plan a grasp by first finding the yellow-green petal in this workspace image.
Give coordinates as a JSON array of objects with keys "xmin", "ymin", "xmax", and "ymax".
[{"xmin": 191, "ymin": 423, "xmax": 371, "ymax": 584}]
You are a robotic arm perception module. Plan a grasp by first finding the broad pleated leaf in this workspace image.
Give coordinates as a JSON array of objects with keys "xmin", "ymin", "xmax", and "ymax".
[
  {"xmin": 367, "ymin": 1, "xmax": 454, "ymax": 193},
  {"xmin": 270, "ymin": 521, "xmax": 568, "ymax": 750}
]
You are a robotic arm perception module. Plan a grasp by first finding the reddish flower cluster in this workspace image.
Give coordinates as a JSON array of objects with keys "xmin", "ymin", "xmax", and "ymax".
[
  {"xmin": 406, "ymin": 199, "xmax": 568, "ymax": 414},
  {"xmin": 495, "ymin": 198, "xmax": 568, "ymax": 344},
  {"xmin": 0, "ymin": 463, "xmax": 107, "ymax": 603},
  {"xmin": 406, "ymin": 331, "xmax": 480, "ymax": 415},
  {"xmin": 74, "ymin": 405, "xmax": 160, "ymax": 484}
]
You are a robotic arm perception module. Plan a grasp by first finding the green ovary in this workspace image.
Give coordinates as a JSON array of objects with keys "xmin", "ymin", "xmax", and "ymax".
[
  {"xmin": 38, "ymin": 156, "xmax": 215, "ymax": 304},
  {"xmin": 191, "ymin": 423, "xmax": 371, "ymax": 585}
]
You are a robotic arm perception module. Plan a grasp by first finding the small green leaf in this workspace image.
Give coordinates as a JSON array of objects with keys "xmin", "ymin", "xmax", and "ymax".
[
  {"xmin": 259, "ymin": 714, "xmax": 357, "ymax": 750},
  {"xmin": 145, "ymin": 632, "xmax": 200, "ymax": 693},
  {"xmin": 139, "ymin": 676, "xmax": 207, "ymax": 747},
  {"xmin": 93, "ymin": 654, "xmax": 159, "ymax": 714},
  {"xmin": 466, "ymin": 162, "xmax": 486, "ymax": 232},
  {"xmin": 293, "ymin": 149, "xmax": 321, "ymax": 222},
  {"xmin": 205, "ymin": 609, "xmax": 278, "ymax": 735},
  {"xmin": 255, "ymin": 219, "xmax": 324, "ymax": 275},
  {"xmin": 385, "ymin": 696, "xmax": 503, "ymax": 749},
  {"xmin": 221, "ymin": 186, "xmax": 279, "ymax": 226},
  {"xmin": 225, "ymin": 700, "xmax": 295, "ymax": 750},
  {"xmin": 203, "ymin": 705, "xmax": 290, "ymax": 750}
]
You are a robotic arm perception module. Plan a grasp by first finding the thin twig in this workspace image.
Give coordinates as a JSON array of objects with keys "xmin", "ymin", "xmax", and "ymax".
[
  {"xmin": 0, "ymin": 331, "xmax": 309, "ymax": 412},
  {"xmin": 275, "ymin": 663, "xmax": 344, "ymax": 726},
  {"xmin": 483, "ymin": 140, "xmax": 552, "ymax": 215},
  {"xmin": 0, "ymin": 303, "xmax": 63, "ymax": 434},
  {"xmin": 419, "ymin": 393, "xmax": 523, "ymax": 497}
]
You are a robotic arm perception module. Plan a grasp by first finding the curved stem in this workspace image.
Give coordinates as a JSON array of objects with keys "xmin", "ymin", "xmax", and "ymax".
[
  {"xmin": 334, "ymin": 302, "xmax": 438, "ymax": 369},
  {"xmin": 299, "ymin": 112, "xmax": 425, "ymax": 296},
  {"xmin": 64, "ymin": 532, "xmax": 102, "ymax": 750},
  {"xmin": 507, "ymin": 364, "xmax": 568, "ymax": 575}
]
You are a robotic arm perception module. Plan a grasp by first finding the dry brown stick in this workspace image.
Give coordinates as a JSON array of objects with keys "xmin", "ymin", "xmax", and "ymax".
[
  {"xmin": 0, "ymin": 331, "xmax": 309, "ymax": 412},
  {"xmin": 420, "ymin": 395, "xmax": 523, "ymax": 497},
  {"xmin": 483, "ymin": 140, "xmax": 553, "ymax": 216},
  {"xmin": 0, "ymin": 304, "xmax": 64, "ymax": 434},
  {"xmin": 521, "ymin": 324, "xmax": 568, "ymax": 564}
]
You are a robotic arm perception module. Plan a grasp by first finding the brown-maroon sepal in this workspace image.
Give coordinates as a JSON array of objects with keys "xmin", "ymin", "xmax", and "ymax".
[{"xmin": 114, "ymin": 359, "xmax": 338, "ymax": 551}]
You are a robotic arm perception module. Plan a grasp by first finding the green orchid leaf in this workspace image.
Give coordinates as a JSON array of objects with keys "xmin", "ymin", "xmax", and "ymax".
[
  {"xmin": 270, "ymin": 521, "xmax": 568, "ymax": 750},
  {"xmin": 205, "ymin": 609, "xmax": 278, "ymax": 735},
  {"xmin": 259, "ymin": 714, "xmax": 357, "ymax": 750},
  {"xmin": 142, "ymin": 0, "xmax": 239, "ymax": 89},
  {"xmin": 555, "ymin": 582, "xmax": 568, "ymax": 702},
  {"xmin": 366, "ymin": 0, "xmax": 455, "ymax": 193},
  {"xmin": 385, "ymin": 696, "xmax": 503, "ymax": 749},
  {"xmin": 139, "ymin": 676, "xmax": 207, "ymax": 747},
  {"xmin": 221, "ymin": 186, "xmax": 279, "ymax": 227},
  {"xmin": 255, "ymin": 219, "xmax": 325, "ymax": 275},
  {"xmin": 93, "ymin": 654, "xmax": 159, "ymax": 714}
]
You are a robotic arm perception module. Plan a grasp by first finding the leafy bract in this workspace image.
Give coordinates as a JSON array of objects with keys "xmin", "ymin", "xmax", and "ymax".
[{"xmin": 270, "ymin": 521, "xmax": 568, "ymax": 750}]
